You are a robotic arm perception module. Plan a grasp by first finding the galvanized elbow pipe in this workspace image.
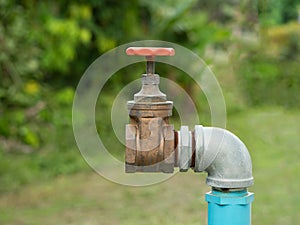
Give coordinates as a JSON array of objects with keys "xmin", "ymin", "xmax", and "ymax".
[
  {"xmin": 193, "ymin": 125, "xmax": 254, "ymax": 189},
  {"xmin": 177, "ymin": 125, "xmax": 254, "ymax": 189}
]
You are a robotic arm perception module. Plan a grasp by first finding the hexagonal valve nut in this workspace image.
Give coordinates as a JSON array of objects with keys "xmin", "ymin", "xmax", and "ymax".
[{"xmin": 177, "ymin": 126, "xmax": 193, "ymax": 172}]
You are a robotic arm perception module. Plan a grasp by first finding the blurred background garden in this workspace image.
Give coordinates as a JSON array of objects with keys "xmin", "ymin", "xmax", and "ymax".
[{"xmin": 0, "ymin": 0, "xmax": 300, "ymax": 224}]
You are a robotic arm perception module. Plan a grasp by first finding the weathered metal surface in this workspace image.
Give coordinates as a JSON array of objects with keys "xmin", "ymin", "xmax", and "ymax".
[
  {"xmin": 194, "ymin": 125, "xmax": 204, "ymax": 172},
  {"xmin": 127, "ymin": 101, "xmax": 173, "ymax": 118},
  {"xmin": 133, "ymin": 74, "xmax": 167, "ymax": 102},
  {"xmin": 126, "ymin": 99, "xmax": 175, "ymax": 172},
  {"xmin": 125, "ymin": 47, "xmax": 175, "ymax": 172},
  {"xmin": 193, "ymin": 126, "xmax": 254, "ymax": 188},
  {"xmin": 177, "ymin": 126, "xmax": 192, "ymax": 172},
  {"xmin": 175, "ymin": 125, "xmax": 254, "ymax": 189},
  {"xmin": 124, "ymin": 47, "xmax": 253, "ymax": 189}
]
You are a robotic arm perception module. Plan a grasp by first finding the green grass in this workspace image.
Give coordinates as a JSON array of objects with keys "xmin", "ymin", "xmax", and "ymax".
[
  {"xmin": 227, "ymin": 107, "xmax": 300, "ymax": 225},
  {"xmin": 0, "ymin": 106, "xmax": 299, "ymax": 224}
]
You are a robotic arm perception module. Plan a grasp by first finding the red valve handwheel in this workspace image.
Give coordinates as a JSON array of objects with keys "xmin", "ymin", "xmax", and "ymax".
[{"xmin": 126, "ymin": 47, "xmax": 175, "ymax": 56}]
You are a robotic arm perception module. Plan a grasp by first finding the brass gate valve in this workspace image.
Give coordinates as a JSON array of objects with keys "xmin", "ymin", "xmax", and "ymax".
[{"xmin": 125, "ymin": 47, "xmax": 175, "ymax": 173}]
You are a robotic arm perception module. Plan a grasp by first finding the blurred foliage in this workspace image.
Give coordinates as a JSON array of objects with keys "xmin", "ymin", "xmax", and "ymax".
[
  {"xmin": 235, "ymin": 20, "xmax": 300, "ymax": 106},
  {"xmin": 258, "ymin": 0, "xmax": 300, "ymax": 25},
  {"xmin": 0, "ymin": 0, "xmax": 300, "ymax": 192}
]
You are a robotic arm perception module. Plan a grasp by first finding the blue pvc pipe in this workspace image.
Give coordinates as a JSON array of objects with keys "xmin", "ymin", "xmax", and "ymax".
[{"xmin": 205, "ymin": 189, "xmax": 254, "ymax": 225}]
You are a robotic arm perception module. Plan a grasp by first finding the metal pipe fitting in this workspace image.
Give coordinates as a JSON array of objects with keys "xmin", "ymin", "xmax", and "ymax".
[
  {"xmin": 125, "ymin": 47, "xmax": 175, "ymax": 173},
  {"xmin": 177, "ymin": 126, "xmax": 193, "ymax": 172},
  {"xmin": 176, "ymin": 125, "xmax": 253, "ymax": 189},
  {"xmin": 124, "ymin": 46, "xmax": 254, "ymax": 189},
  {"xmin": 193, "ymin": 125, "xmax": 254, "ymax": 189}
]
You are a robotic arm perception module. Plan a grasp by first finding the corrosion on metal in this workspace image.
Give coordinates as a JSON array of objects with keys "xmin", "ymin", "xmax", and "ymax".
[
  {"xmin": 125, "ymin": 99, "xmax": 175, "ymax": 173},
  {"xmin": 125, "ymin": 47, "xmax": 176, "ymax": 173}
]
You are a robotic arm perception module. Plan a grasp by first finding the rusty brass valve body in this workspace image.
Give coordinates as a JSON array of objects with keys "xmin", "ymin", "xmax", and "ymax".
[{"xmin": 125, "ymin": 47, "xmax": 176, "ymax": 173}]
